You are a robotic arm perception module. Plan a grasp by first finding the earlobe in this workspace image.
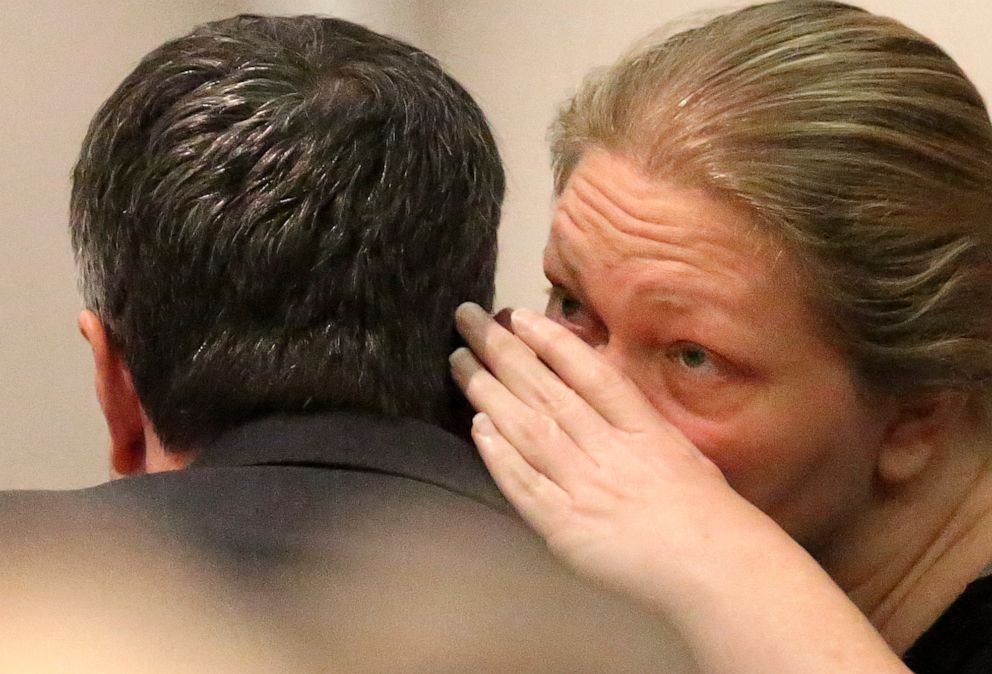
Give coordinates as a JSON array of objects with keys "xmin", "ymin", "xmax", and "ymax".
[
  {"xmin": 877, "ymin": 392, "xmax": 968, "ymax": 486},
  {"xmin": 79, "ymin": 310, "xmax": 147, "ymax": 477}
]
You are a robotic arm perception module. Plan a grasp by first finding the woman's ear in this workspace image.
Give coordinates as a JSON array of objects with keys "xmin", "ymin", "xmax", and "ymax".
[
  {"xmin": 877, "ymin": 391, "xmax": 969, "ymax": 486},
  {"xmin": 78, "ymin": 310, "xmax": 147, "ymax": 478}
]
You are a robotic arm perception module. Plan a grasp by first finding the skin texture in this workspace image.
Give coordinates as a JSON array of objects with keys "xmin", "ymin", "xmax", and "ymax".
[
  {"xmin": 450, "ymin": 304, "xmax": 910, "ymax": 673},
  {"xmin": 448, "ymin": 150, "xmax": 992, "ymax": 672},
  {"xmin": 540, "ymin": 150, "xmax": 894, "ymax": 553}
]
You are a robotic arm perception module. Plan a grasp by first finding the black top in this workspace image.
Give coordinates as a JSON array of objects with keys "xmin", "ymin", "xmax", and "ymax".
[{"xmin": 903, "ymin": 575, "xmax": 992, "ymax": 673}]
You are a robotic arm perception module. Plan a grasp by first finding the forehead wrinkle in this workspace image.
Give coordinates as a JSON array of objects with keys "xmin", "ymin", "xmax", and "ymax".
[
  {"xmin": 551, "ymin": 212, "xmax": 759, "ymax": 323},
  {"xmin": 566, "ymin": 157, "xmax": 773, "ymax": 268},
  {"xmin": 549, "ymin": 220, "xmax": 798, "ymax": 356},
  {"xmin": 627, "ymin": 254, "xmax": 767, "ymax": 320},
  {"xmin": 564, "ymin": 153, "xmax": 790, "ymax": 287},
  {"xmin": 568, "ymin": 150, "xmax": 728, "ymax": 239},
  {"xmin": 551, "ymin": 230, "xmax": 787, "ymax": 345},
  {"xmin": 556, "ymin": 191, "xmax": 768, "ymax": 301},
  {"xmin": 565, "ymin": 168, "xmax": 693, "ymax": 249}
]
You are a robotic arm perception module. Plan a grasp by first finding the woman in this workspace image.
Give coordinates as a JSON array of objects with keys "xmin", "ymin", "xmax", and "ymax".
[{"xmin": 450, "ymin": 1, "xmax": 992, "ymax": 672}]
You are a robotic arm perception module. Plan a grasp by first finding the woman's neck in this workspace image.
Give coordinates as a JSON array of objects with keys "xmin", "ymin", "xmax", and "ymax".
[{"xmin": 821, "ymin": 434, "xmax": 992, "ymax": 654}]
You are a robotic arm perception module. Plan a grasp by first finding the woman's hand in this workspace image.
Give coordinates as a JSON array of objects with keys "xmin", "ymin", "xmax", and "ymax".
[
  {"xmin": 450, "ymin": 302, "xmax": 910, "ymax": 674},
  {"xmin": 449, "ymin": 302, "xmax": 750, "ymax": 595}
]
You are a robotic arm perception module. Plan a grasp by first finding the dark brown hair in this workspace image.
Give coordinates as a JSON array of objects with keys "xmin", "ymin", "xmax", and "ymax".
[{"xmin": 71, "ymin": 15, "xmax": 504, "ymax": 449}]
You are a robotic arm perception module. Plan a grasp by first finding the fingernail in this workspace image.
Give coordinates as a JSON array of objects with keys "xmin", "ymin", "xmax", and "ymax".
[
  {"xmin": 455, "ymin": 302, "xmax": 486, "ymax": 325},
  {"xmin": 473, "ymin": 412, "xmax": 496, "ymax": 437},
  {"xmin": 493, "ymin": 307, "xmax": 513, "ymax": 330},
  {"xmin": 449, "ymin": 346, "xmax": 472, "ymax": 366}
]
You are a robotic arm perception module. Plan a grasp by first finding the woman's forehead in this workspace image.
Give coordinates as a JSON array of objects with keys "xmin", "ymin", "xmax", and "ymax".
[
  {"xmin": 548, "ymin": 153, "xmax": 791, "ymax": 290},
  {"xmin": 544, "ymin": 152, "xmax": 827, "ymax": 347}
]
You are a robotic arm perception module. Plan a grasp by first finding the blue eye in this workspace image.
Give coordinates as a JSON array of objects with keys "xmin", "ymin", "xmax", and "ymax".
[{"xmin": 673, "ymin": 344, "xmax": 711, "ymax": 370}]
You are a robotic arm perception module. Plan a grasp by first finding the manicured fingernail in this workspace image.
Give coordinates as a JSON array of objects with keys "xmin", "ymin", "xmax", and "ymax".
[
  {"xmin": 455, "ymin": 302, "xmax": 487, "ymax": 326},
  {"xmin": 449, "ymin": 346, "xmax": 472, "ymax": 367},
  {"xmin": 493, "ymin": 307, "xmax": 513, "ymax": 330},
  {"xmin": 473, "ymin": 412, "xmax": 496, "ymax": 437}
]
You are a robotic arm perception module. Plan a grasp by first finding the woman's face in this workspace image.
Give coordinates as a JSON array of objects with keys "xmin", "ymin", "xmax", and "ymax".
[{"xmin": 544, "ymin": 150, "xmax": 891, "ymax": 552}]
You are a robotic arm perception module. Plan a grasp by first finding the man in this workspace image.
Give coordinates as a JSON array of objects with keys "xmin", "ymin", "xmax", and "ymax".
[{"xmin": 0, "ymin": 14, "xmax": 678, "ymax": 672}]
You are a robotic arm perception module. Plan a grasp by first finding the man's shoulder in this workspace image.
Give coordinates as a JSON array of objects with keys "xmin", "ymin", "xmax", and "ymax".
[
  {"xmin": 0, "ymin": 469, "xmax": 686, "ymax": 672},
  {"xmin": 0, "ymin": 413, "xmax": 690, "ymax": 670},
  {"xmin": 0, "ymin": 454, "xmax": 530, "ymax": 570}
]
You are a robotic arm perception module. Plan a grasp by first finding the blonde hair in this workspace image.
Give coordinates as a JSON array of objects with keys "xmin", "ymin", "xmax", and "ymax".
[{"xmin": 552, "ymin": 0, "xmax": 992, "ymax": 399}]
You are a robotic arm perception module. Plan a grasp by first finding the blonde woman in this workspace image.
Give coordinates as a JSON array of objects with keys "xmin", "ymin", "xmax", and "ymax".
[{"xmin": 451, "ymin": 1, "xmax": 992, "ymax": 672}]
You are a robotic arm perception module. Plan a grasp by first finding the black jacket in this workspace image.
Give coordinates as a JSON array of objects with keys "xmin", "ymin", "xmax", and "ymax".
[{"xmin": 0, "ymin": 411, "xmax": 680, "ymax": 672}]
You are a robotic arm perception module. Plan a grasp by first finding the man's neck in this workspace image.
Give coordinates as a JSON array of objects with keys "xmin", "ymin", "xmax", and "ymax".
[
  {"xmin": 110, "ymin": 425, "xmax": 190, "ymax": 479},
  {"xmin": 819, "ymin": 434, "xmax": 992, "ymax": 654}
]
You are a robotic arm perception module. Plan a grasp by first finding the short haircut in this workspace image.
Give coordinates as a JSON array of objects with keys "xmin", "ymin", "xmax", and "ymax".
[
  {"xmin": 552, "ymin": 0, "xmax": 992, "ymax": 402},
  {"xmin": 71, "ymin": 15, "xmax": 504, "ymax": 450}
]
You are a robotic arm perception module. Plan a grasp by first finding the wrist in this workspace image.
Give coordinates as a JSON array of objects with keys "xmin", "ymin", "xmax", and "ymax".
[{"xmin": 612, "ymin": 497, "xmax": 909, "ymax": 674}]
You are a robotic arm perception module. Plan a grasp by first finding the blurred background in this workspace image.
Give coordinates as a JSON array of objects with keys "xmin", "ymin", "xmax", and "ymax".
[{"xmin": 2, "ymin": 0, "xmax": 990, "ymax": 489}]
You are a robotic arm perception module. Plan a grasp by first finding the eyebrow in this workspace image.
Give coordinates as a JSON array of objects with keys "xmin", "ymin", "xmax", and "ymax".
[{"xmin": 547, "ymin": 230, "xmax": 777, "ymax": 361}]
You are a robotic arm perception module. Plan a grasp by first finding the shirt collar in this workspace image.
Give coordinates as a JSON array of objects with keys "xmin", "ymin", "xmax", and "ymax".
[{"xmin": 191, "ymin": 410, "xmax": 508, "ymax": 512}]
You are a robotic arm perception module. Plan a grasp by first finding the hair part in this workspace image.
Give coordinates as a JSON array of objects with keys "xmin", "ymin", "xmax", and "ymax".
[
  {"xmin": 552, "ymin": 0, "xmax": 992, "ymax": 402},
  {"xmin": 71, "ymin": 15, "xmax": 504, "ymax": 450}
]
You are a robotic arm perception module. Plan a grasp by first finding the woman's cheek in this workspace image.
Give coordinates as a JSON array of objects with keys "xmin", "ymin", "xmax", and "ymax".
[
  {"xmin": 632, "ymin": 376, "xmax": 737, "ymax": 461},
  {"xmin": 641, "ymin": 381, "xmax": 784, "ymax": 496},
  {"xmin": 638, "ymin": 363, "xmax": 753, "ymax": 435}
]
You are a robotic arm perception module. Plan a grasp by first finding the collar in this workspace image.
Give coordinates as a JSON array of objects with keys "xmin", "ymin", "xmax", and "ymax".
[{"xmin": 191, "ymin": 410, "xmax": 508, "ymax": 512}]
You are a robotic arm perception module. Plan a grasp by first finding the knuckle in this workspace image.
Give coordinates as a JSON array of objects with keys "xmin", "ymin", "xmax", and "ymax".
[
  {"xmin": 519, "ymin": 464, "xmax": 547, "ymax": 494},
  {"xmin": 520, "ymin": 411, "xmax": 562, "ymax": 446},
  {"xmin": 534, "ymin": 382, "xmax": 580, "ymax": 418}
]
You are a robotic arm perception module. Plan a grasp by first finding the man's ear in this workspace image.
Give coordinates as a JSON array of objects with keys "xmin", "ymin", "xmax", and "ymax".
[
  {"xmin": 78, "ymin": 310, "xmax": 146, "ymax": 478},
  {"xmin": 877, "ymin": 391, "xmax": 969, "ymax": 486}
]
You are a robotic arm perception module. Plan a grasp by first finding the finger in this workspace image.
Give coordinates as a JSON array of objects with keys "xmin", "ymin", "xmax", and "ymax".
[
  {"xmin": 450, "ymin": 347, "xmax": 597, "ymax": 486},
  {"xmin": 456, "ymin": 301, "xmax": 537, "ymax": 365},
  {"xmin": 509, "ymin": 308, "xmax": 661, "ymax": 432},
  {"xmin": 455, "ymin": 302, "xmax": 610, "ymax": 441},
  {"xmin": 471, "ymin": 412, "xmax": 572, "ymax": 538}
]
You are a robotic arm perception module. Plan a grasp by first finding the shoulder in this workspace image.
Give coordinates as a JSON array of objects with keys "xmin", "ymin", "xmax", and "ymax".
[
  {"xmin": 0, "ymin": 472, "xmax": 687, "ymax": 671},
  {"xmin": 0, "ymin": 464, "xmax": 523, "ymax": 565}
]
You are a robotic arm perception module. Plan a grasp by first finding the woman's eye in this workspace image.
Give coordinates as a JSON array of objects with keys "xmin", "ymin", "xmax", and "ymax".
[
  {"xmin": 669, "ymin": 343, "xmax": 715, "ymax": 372},
  {"xmin": 546, "ymin": 285, "xmax": 584, "ymax": 321},
  {"xmin": 545, "ymin": 284, "xmax": 606, "ymax": 346},
  {"xmin": 559, "ymin": 294, "xmax": 583, "ymax": 319}
]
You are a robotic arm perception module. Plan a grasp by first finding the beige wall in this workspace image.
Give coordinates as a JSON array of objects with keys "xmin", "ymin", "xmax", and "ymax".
[
  {"xmin": 3, "ymin": 1, "xmax": 990, "ymax": 489},
  {"xmin": 0, "ymin": 0, "xmax": 239, "ymax": 489},
  {"xmin": 244, "ymin": 0, "xmax": 436, "ymax": 44}
]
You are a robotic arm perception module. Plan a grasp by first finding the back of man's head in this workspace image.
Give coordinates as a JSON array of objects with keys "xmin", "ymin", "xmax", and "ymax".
[{"xmin": 70, "ymin": 15, "xmax": 504, "ymax": 452}]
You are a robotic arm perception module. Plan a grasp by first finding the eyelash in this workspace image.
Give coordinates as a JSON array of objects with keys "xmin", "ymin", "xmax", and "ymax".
[
  {"xmin": 546, "ymin": 285, "xmax": 579, "ymax": 318},
  {"xmin": 545, "ymin": 284, "xmax": 600, "ymax": 337}
]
